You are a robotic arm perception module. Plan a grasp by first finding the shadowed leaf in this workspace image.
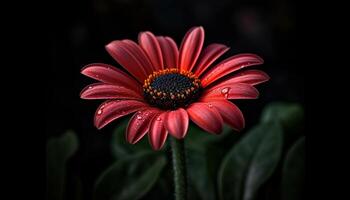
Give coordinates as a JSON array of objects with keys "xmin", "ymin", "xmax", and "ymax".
[
  {"xmin": 47, "ymin": 131, "xmax": 79, "ymax": 200},
  {"xmin": 261, "ymin": 102, "xmax": 303, "ymax": 132},
  {"xmin": 282, "ymin": 137, "xmax": 305, "ymax": 200},
  {"xmin": 218, "ymin": 122, "xmax": 283, "ymax": 200},
  {"xmin": 94, "ymin": 152, "xmax": 167, "ymax": 200}
]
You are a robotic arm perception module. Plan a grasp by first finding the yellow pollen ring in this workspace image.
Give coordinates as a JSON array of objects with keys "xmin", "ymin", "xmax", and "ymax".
[{"xmin": 142, "ymin": 68, "xmax": 201, "ymax": 109}]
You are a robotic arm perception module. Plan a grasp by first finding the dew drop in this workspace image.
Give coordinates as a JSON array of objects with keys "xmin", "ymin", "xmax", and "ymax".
[
  {"xmin": 221, "ymin": 87, "xmax": 229, "ymax": 94},
  {"xmin": 97, "ymin": 109, "xmax": 103, "ymax": 115},
  {"xmin": 208, "ymin": 104, "xmax": 213, "ymax": 108},
  {"xmin": 137, "ymin": 115, "xmax": 142, "ymax": 120},
  {"xmin": 88, "ymin": 86, "xmax": 93, "ymax": 89},
  {"xmin": 95, "ymin": 74, "xmax": 100, "ymax": 78},
  {"xmin": 156, "ymin": 117, "xmax": 161, "ymax": 121},
  {"xmin": 221, "ymin": 87, "xmax": 230, "ymax": 99}
]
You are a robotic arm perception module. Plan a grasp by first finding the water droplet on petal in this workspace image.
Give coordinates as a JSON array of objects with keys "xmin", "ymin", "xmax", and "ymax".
[
  {"xmin": 208, "ymin": 104, "xmax": 213, "ymax": 108},
  {"xmin": 137, "ymin": 115, "xmax": 142, "ymax": 120},
  {"xmin": 221, "ymin": 87, "xmax": 230, "ymax": 99},
  {"xmin": 95, "ymin": 74, "xmax": 100, "ymax": 78},
  {"xmin": 88, "ymin": 86, "xmax": 93, "ymax": 89},
  {"xmin": 97, "ymin": 109, "xmax": 103, "ymax": 115},
  {"xmin": 156, "ymin": 117, "xmax": 161, "ymax": 121},
  {"xmin": 221, "ymin": 87, "xmax": 229, "ymax": 94}
]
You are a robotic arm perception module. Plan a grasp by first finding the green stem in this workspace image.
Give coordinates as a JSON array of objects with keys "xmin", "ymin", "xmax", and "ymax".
[{"xmin": 170, "ymin": 137, "xmax": 187, "ymax": 200}]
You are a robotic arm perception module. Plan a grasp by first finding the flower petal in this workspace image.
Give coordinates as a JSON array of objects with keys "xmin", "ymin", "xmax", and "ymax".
[
  {"xmin": 121, "ymin": 39, "xmax": 155, "ymax": 75},
  {"xmin": 193, "ymin": 43, "xmax": 229, "ymax": 76},
  {"xmin": 200, "ymin": 83, "xmax": 259, "ymax": 101},
  {"xmin": 126, "ymin": 108, "xmax": 161, "ymax": 144},
  {"xmin": 94, "ymin": 100, "xmax": 149, "ymax": 129},
  {"xmin": 138, "ymin": 32, "xmax": 163, "ymax": 71},
  {"xmin": 208, "ymin": 69, "xmax": 270, "ymax": 89},
  {"xmin": 164, "ymin": 108, "xmax": 189, "ymax": 139},
  {"xmin": 201, "ymin": 53, "xmax": 264, "ymax": 87},
  {"xmin": 105, "ymin": 40, "xmax": 151, "ymax": 82},
  {"xmin": 80, "ymin": 83, "xmax": 144, "ymax": 100},
  {"xmin": 148, "ymin": 112, "xmax": 168, "ymax": 150},
  {"xmin": 179, "ymin": 26, "xmax": 205, "ymax": 71},
  {"xmin": 186, "ymin": 102, "xmax": 223, "ymax": 134},
  {"xmin": 205, "ymin": 100, "xmax": 245, "ymax": 131},
  {"xmin": 81, "ymin": 63, "xmax": 142, "ymax": 92},
  {"xmin": 157, "ymin": 36, "xmax": 179, "ymax": 69}
]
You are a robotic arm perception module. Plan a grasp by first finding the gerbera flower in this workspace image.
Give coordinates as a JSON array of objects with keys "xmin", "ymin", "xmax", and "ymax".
[{"xmin": 80, "ymin": 26, "xmax": 269, "ymax": 150}]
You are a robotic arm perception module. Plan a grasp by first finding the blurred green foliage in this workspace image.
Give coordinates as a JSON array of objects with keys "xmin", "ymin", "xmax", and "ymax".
[
  {"xmin": 282, "ymin": 137, "xmax": 305, "ymax": 200},
  {"xmin": 47, "ymin": 131, "xmax": 79, "ymax": 200},
  {"xmin": 218, "ymin": 122, "xmax": 283, "ymax": 200},
  {"xmin": 94, "ymin": 152, "xmax": 166, "ymax": 200},
  {"xmin": 47, "ymin": 102, "xmax": 305, "ymax": 200}
]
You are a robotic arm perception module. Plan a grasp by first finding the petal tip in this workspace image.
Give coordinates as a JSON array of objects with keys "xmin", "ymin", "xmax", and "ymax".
[
  {"xmin": 196, "ymin": 26, "xmax": 204, "ymax": 31},
  {"xmin": 255, "ymin": 54, "xmax": 264, "ymax": 63}
]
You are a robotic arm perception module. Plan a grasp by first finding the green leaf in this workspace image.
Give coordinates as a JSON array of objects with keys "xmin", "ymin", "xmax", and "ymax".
[
  {"xmin": 186, "ymin": 124, "xmax": 234, "ymax": 152},
  {"xmin": 110, "ymin": 119, "xmax": 154, "ymax": 159},
  {"xmin": 282, "ymin": 137, "xmax": 305, "ymax": 200},
  {"xmin": 94, "ymin": 152, "xmax": 167, "ymax": 200},
  {"xmin": 218, "ymin": 122, "xmax": 283, "ymax": 200},
  {"xmin": 47, "ymin": 131, "xmax": 79, "ymax": 200},
  {"xmin": 261, "ymin": 102, "xmax": 304, "ymax": 132},
  {"xmin": 187, "ymin": 149, "xmax": 217, "ymax": 200},
  {"xmin": 187, "ymin": 124, "xmax": 241, "ymax": 200}
]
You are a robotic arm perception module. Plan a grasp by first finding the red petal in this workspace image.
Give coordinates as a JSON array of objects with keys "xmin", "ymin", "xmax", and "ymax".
[
  {"xmin": 201, "ymin": 53, "xmax": 264, "ymax": 87},
  {"xmin": 148, "ymin": 112, "xmax": 168, "ymax": 150},
  {"xmin": 94, "ymin": 100, "xmax": 149, "ymax": 129},
  {"xmin": 81, "ymin": 63, "xmax": 142, "ymax": 92},
  {"xmin": 121, "ymin": 40, "xmax": 155, "ymax": 75},
  {"xmin": 164, "ymin": 108, "xmax": 189, "ymax": 139},
  {"xmin": 193, "ymin": 43, "xmax": 229, "ymax": 76},
  {"xmin": 187, "ymin": 102, "xmax": 223, "ymax": 134},
  {"xmin": 138, "ymin": 32, "xmax": 163, "ymax": 71},
  {"xmin": 80, "ymin": 83, "xmax": 144, "ymax": 100},
  {"xmin": 200, "ymin": 83, "xmax": 259, "ymax": 101},
  {"xmin": 105, "ymin": 40, "xmax": 151, "ymax": 82},
  {"xmin": 207, "ymin": 100, "xmax": 245, "ymax": 131},
  {"xmin": 179, "ymin": 27, "xmax": 205, "ymax": 71},
  {"xmin": 208, "ymin": 70, "xmax": 270, "ymax": 89},
  {"xmin": 157, "ymin": 36, "xmax": 179, "ymax": 69},
  {"xmin": 126, "ymin": 108, "xmax": 161, "ymax": 144}
]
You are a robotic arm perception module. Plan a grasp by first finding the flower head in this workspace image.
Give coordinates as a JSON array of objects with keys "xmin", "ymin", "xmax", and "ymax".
[{"xmin": 80, "ymin": 26, "xmax": 269, "ymax": 150}]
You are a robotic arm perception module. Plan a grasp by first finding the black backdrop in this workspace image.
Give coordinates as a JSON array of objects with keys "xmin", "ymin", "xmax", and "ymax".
[{"xmin": 48, "ymin": 0, "xmax": 300, "ymax": 199}]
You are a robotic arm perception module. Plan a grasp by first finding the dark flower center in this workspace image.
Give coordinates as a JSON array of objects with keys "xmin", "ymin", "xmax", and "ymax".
[{"xmin": 143, "ymin": 68, "xmax": 202, "ymax": 109}]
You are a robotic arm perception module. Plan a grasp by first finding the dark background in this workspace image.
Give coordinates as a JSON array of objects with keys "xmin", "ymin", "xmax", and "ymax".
[{"xmin": 48, "ymin": 0, "xmax": 300, "ymax": 199}]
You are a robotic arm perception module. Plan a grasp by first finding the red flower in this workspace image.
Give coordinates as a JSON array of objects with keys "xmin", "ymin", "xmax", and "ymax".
[{"xmin": 80, "ymin": 26, "xmax": 269, "ymax": 150}]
